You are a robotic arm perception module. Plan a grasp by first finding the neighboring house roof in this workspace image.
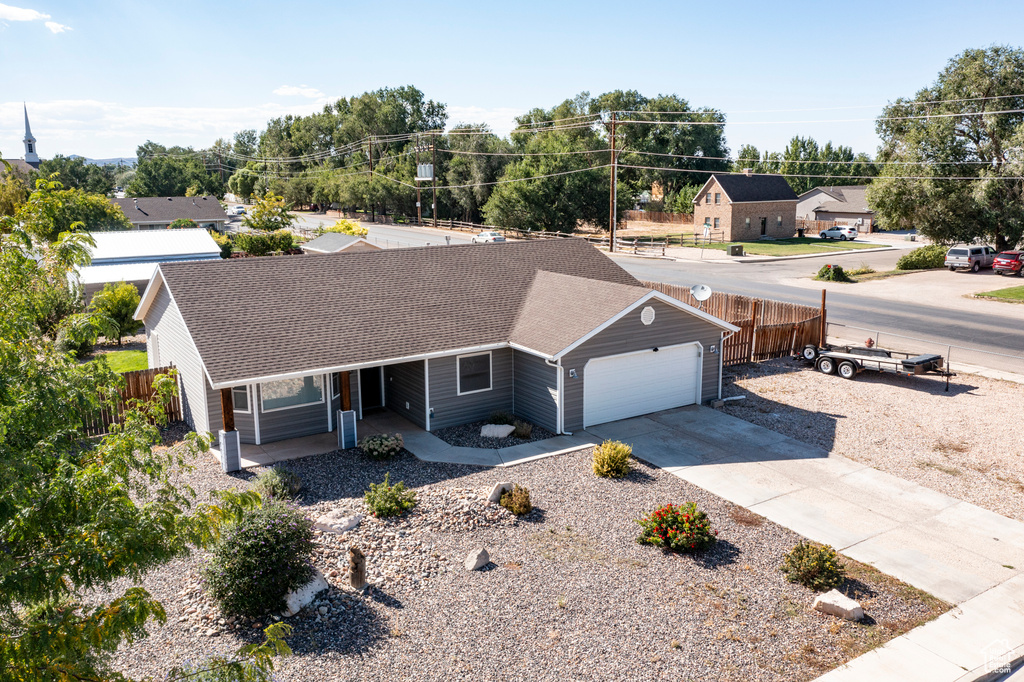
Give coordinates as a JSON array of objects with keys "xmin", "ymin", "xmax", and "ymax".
[
  {"xmin": 798, "ymin": 185, "xmax": 874, "ymax": 214},
  {"xmin": 137, "ymin": 239, "xmax": 736, "ymax": 388},
  {"xmin": 111, "ymin": 196, "xmax": 228, "ymax": 224},
  {"xmin": 699, "ymin": 174, "xmax": 799, "ymax": 203},
  {"xmin": 88, "ymin": 228, "xmax": 222, "ymax": 265},
  {"xmin": 78, "ymin": 262, "xmax": 160, "ymax": 286},
  {"xmin": 2, "ymin": 158, "xmax": 38, "ymax": 174},
  {"xmin": 301, "ymin": 233, "xmax": 380, "ymax": 253}
]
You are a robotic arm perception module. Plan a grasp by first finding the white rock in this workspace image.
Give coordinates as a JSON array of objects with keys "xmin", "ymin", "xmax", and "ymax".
[
  {"xmin": 282, "ymin": 569, "xmax": 329, "ymax": 618},
  {"xmin": 487, "ymin": 482, "xmax": 513, "ymax": 503},
  {"xmin": 813, "ymin": 589, "xmax": 864, "ymax": 621},
  {"xmin": 464, "ymin": 547, "xmax": 490, "ymax": 571},
  {"xmin": 481, "ymin": 424, "xmax": 516, "ymax": 438},
  {"xmin": 315, "ymin": 510, "xmax": 364, "ymax": 534}
]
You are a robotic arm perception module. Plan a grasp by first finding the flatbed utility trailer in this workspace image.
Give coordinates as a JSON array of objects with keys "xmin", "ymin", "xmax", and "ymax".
[{"xmin": 799, "ymin": 344, "xmax": 956, "ymax": 390}]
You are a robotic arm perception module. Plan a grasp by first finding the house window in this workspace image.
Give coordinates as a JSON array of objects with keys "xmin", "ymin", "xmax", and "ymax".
[
  {"xmin": 714, "ymin": 193, "xmax": 721, "ymax": 204},
  {"xmin": 745, "ymin": 218, "xmax": 750, "ymax": 228},
  {"xmin": 704, "ymin": 217, "xmax": 711, "ymax": 226},
  {"xmin": 261, "ymin": 375, "xmax": 324, "ymax": 412},
  {"xmin": 705, "ymin": 194, "xmax": 711, "ymax": 204},
  {"xmin": 232, "ymin": 385, "xmax": 250, "ymax": 413},
  {"xmin": 777, "ymin": 216, "xmax": 783, "ymax": 227},
  {"xmin": 713, "ymin": 217, "xmax": 720, "ymax": 229},
  {"xmin": 331, "ymin": 372, "xmax": 341, "ymax": 399},
  {"xmin": 457, "ymin": 352, "xmax": 492, "ymax": 395}
]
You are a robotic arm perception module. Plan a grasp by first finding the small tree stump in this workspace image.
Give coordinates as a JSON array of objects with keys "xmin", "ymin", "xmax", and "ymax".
[{"xmin": 349, "ymin": 546, "xmax": 367, "ymax": 591}]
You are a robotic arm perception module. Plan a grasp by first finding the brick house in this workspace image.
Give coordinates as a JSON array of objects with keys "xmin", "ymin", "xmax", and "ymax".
[{"xmin": 692, "ymin": 172, "xmax": 798, "ymax": 241}]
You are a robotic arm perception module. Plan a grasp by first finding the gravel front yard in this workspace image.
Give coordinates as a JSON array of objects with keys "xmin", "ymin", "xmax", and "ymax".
[
  {"xmin": 722, "ymin": 359, "xmax": 1024, "ymax": 521},
  {"xmin": 432, "ymin": 419, "xmax": 556, "ymax": 448},
  {"xmin": 101, "ymin": 439, "xmax": 947, "ymax": 681}
]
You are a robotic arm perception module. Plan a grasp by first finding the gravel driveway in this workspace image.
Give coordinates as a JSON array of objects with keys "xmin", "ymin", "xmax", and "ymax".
[
  {"xmin": 101, "ymin": 440, "xmax": 946, "ymax": 681},
  {"xmin": 722, "ymin": 359, "xmax": 1024, "ymax": 521}
]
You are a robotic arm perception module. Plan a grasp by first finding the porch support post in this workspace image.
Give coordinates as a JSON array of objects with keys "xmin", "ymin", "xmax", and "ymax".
[
  {"xmin": 341, "ymin": 372, "xmax": 351, "ymax": 411},
  {"xmin": 218, "ymin": 387, "xmax": 240, "ymax": 473}
]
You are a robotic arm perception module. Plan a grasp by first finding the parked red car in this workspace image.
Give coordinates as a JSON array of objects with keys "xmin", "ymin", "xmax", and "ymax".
[{"xmin": 993, "ymin": 251, "xmax": 1024, "ymax": 276}]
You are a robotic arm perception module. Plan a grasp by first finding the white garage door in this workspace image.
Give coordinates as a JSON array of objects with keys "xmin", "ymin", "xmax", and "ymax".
[{"xmin": 583, "ymin": 343, "xmax": 701, "ymax": 428}]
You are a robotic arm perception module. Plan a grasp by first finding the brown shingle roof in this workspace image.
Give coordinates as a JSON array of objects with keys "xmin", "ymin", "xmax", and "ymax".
[
  {"xmin": 112, "ymin": 196, "xmax": 228, "ymax": 224},
  {"xmin": 710, "ymin": 174, "xmax": 799, "ymax": 203},
  {"xmin": 156, "ymin": 240, "xmax": 645, "ymax": 386}
]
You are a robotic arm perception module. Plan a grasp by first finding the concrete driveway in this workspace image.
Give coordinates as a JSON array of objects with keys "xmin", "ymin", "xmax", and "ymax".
[{"xmin": 584, "ymin": 405, "xmax": 1024, "ymax": 680}]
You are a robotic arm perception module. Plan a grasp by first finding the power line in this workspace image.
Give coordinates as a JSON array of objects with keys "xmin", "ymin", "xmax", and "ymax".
[{"xmin": 615, "ymin": 163, "xmax": 1024, "ymax": 182}]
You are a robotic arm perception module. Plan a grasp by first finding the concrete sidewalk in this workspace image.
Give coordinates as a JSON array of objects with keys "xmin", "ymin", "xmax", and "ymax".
[{"xmin": 585, "ymin": 406, "xmax": 1024, "ymax": 681}]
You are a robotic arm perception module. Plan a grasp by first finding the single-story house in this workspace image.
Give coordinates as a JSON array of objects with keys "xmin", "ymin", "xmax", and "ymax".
[
  {"xmin": 692, "ymin": 171, "xmax": 798, "ymax": 241},
  {"xmin": 797, "ymin": 185, "xmax": 875, "ymax": 232},
  {"xmin": 77, "ymin": 228, "xmax": 222, "ymax": 300},
  {"xmin": 112, "ymin": 196, "xmax": 228, "ymax": 231},
  {"xmin": 300, "ymin": 232, "xmax": 381, "ymax": 254},
  {"xmin": 134, "ymin": 240, "xmax": 739, "ymax": 453}
]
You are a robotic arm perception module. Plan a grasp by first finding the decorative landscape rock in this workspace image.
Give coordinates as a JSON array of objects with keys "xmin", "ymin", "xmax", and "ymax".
[
  {"xmin": 282, "ymin": 568, "xmax": 329, "ymax": 618},
  {"xmin": 464, "ymin": 547, "xmax": 490, "ymax": 571},
  {"xmin": 812, "ymin": 589, "xmax": 864, "ymax": 621},
  {"xmin": 487, "ymin": 482, "xmax": 514, "ymax": 503},
  {"xmin": 315, "ymin": 509, "xmax": 363, "ymax": 534},
  {"xmin": 481, "ymin": 424, "xmax": 516, "ymax": 439}
]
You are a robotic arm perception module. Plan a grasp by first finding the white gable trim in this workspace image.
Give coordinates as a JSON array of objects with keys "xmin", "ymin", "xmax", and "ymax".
[
  {"xmin": 302, "ymin": 237, "xmax": 379, "ymax": 254},
  {"xmin": 552, "ymin": 290, "xmax": 740, "ymax": 360},
  {"xmin": 691, "ymin": 176, "xmax": 720, "ymax": 205}
]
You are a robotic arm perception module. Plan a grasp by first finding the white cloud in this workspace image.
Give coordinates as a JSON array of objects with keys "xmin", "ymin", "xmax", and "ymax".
[
  {"xmin": 0, "ymin": 3, "xmax": 71, "ymax": 32},
  {"xmin": 273, "ymin": 84, "xmax": 324, "ymax": 99}
]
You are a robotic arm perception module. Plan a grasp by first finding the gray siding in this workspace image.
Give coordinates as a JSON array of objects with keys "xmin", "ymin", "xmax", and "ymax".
[
  {"xmin": 256, "ymin": 374, "xmax": 331, "ymax": 442},
  {"xmin": 143, "ymin": 282, "xmax": 210, "ymax": 435},
  {"xmin": 385, "ymin": 361, "xmax": 427, "ymax": 429},
  {"xmin": 428, "ymin": 349, "xmax": 513, "ymax": 430},
  {"xmin": 511, "ymin": 350, "xmax": 558, "ymax": 433},
  {"xmin": 561, "ymin": 299, "xmax": 724, "ymax": 432}
]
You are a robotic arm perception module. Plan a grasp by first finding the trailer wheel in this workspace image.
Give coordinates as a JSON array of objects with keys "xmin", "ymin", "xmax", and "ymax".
[
  {"xmin": 838, "ymin": 361, "xmax": 858, "ymax": 379},
  {"xmin": 802, "ymin": 345, "xmax": 819, "ymax": 361},
  {"xmin": 816, "ymin": 357, "xmax": 836, "ymax": 375}
]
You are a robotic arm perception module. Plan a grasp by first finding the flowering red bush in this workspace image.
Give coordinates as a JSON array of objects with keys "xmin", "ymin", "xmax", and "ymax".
[{"xmin": 636, "ymin": 502, "xmax": 717, "ymax": 553}]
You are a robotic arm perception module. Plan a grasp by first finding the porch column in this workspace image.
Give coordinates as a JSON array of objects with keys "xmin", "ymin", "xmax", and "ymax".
[
  {"xmin": 341, "ymin": 372, "xmax": 352, "ymax": 411},
  {"xmin": 218, "ymin": 387, "xmax": 240, "ymax": 473}
]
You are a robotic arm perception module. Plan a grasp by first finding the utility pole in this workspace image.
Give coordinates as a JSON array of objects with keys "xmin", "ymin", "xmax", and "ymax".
[
  {"xmin": 415, "ymin": 136, "xmax": 423, "ymax": 226},
  {"xmin": 431, "ymin": 133, "xmax": 438, "ymax": 229},
  {"xmin": 368, "ymin": 136, "xmax": 375, "ymax": 223},
  {"xmin": 608, "ymin": 112, "xmax": 618, "ymax": 253}
]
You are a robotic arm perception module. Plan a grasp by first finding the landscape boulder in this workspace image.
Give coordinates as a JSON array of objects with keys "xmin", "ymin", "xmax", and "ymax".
[
  {"xmin": 315, "ymin": 510, "xmax": 363, "ymax": 535},
  {"xmin": 487, "ymin": 482, "xmax": 514, "ymax": 503},
  {"xmin": 481, "ymin": 424, "xmax": 516, "ymax": 439},
  {"xmin": 282, "ymin": 569, "xmax": 329, "ymax": 618},
  {"xmin": 465, "ymin": 547, "xmax": 490, "ymax": 571},
  {"xmin": 812, "ymin": 589, "xmax": 864, "ymax": 621}
]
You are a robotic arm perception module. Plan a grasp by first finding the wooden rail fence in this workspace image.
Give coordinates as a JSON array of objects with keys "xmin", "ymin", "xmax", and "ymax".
[
  {"xmin": 643, "ymin": 282, "xmax": 824, "ymax": 365},
  {"xmin": 81, "ymin": 365, "xmax": 181, "ymax": 437},
  {"xmin": 624, "ymin": 210, "xmax": 694, "ymax": 224}
]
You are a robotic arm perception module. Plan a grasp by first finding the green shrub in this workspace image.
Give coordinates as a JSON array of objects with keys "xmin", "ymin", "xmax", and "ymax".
[
  {"xmin": 489, "ymin": 410, "xmax": 515, "ymax": 426},
  {"xmin": 593, "ymin": 440, "xmax": 632, "ymax": 478},
  {"xmin": 209, "ymin": 229, "xmax": 233, "ymax": 258},
  {"xmin": 364, "ymin": 473, "xmax": 417, "ymax": 518},
  {"xmin": 202, "ymin": 503, "xmax": 315, "ymax": 618},
  {"xmin": 235, "ymin": 229, "xmax": 294, "ymax": 256},
  {"xmin": 317, "ymin": 219, "xmax": 368, "ymax": 236},
  {"xmin": 636, "ymin": 502, "xmax": 717, "ymax": 553},
  {"xmin": 169, "ymin": 218, "xmax": 198, "ymax": 229},
  {"xmin": 358, "ymin": 433, "xmax": 404, "ymax": 460},
  {"xmin": 847, "ymin": 263, "xmax": 875, "ymax": 277},
  {"xmin": 89, "ymin": 281, "xmax": 142, "ymax": 345},
  {"xmin": 252, "ymin": 466, "xmax": 302, "ymax": 501},
  {"xmin": 512, "ymin": 420, "xmax": 533, "ymax": 439},
  {"xmin": 54, "ymin": 312, "xmax": 103, "ymax": 359},
  {"xmin": 815, "ymin": 263, "xmax": 853, "ymax": 282},
  {"xmin": 780, "ymin": 541, "xmax": 846, "ymax": 591},
  {"xmin": 499, "ymin": 484, "xmax": 533, "ymax": 515},
  {"xmin": 896, "ymin": 243, "xmax": 947, "ymax": 270}
]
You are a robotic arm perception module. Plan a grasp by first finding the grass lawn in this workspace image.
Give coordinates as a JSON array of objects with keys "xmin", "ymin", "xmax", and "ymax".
[
  {"xmin": 975, "ymin": 284, "xmax": 1024, "ymax": 302},
  {"xmin": 98, "ymin": 349, "xmax": 148, "ymax": 373},
  {"xmin": 703, "ymin": 237, "xmax": 884, "ymax": 257}
]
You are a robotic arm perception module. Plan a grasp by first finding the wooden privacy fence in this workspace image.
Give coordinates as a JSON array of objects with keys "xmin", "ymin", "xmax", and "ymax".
[
  {"xmin": 642, "ymin": 282, "xmax": 824, "ymax": 365},
  {"xmin": 624, "ymin": 210, "xmax": 694, "ymax": 224},
  {"xmin": 796, "ymin": 218, "xmax": 838, "ymax": 235},
  {"xmin": 80, "ymin": 365, "xmax": 182, "ymax": 437}
]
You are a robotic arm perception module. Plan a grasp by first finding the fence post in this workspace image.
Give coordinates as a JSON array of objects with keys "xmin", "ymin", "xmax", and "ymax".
[
  {"xmin": 819, "ymin": 289, "xmax": 827, "ymax": 347},
  {"xmin": 749, "ymin": 300, "xmax": 761, "ymax": 362}
]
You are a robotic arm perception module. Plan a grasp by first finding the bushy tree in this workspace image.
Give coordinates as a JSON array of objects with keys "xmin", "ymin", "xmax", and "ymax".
[
  {"xmin": 868, "ymin": 46, "xmax": 1024, "ymax": 249},
  {"xmin": 37, "ymin": 154, "xmax": 116, "ymax": 194},
  {"xmin": 445, "ymin": 123, "xmax": 512, "ymax": 222},
  {"xmin": 13, "ymin": 176, "xmax": 131, "ymax": 242},
  {"xmin": 243, "ymin": 192, "xmax": 294, "ymax": 232},
  {"xmin": 90, "ymin": 281, "xmax": 142, "ymax": 345},
  {"xmin": 169, "ymin": 218, "xmax": 198, "ymax": 229},
  {"xmin": 0, "ymin": 160, "xmax": 31, "ymax": 217},
  {"xmin": 128, "ymin": 141, "xmax": 225, "ymax": 198}
]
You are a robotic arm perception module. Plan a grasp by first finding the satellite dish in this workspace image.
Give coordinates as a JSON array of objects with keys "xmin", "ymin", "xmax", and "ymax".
[{"xmin": 690, "ymin": 284, "xmax": 713, "ymax": 302}]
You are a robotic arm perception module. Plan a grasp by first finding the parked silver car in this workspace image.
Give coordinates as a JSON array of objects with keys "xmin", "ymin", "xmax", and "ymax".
[
  {"xmin": 819, "ymin": 225, "xmax": 858, "ymax": 241},
  {"xmin": 945, "ymin": 245, "xmax": 996, "ymax": 272}
]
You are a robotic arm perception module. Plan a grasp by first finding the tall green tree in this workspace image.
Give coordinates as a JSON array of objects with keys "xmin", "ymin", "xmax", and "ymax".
[
  {"xmin": 128, "ymin": 141, "xmax": 225, "ymax": 198},
  {"xmin": 444, "ymin": 124, "xmax": 512, "ymax": 222},
  {"xmin": 7, "ymin": 176, "xmax": 130, "ymax": 243},
  {"xmin": 36, "ymin": 155, "xmax": 116, "ymax": 194},
  {"xmin": 868, "ymin": 46, "xmax": 1024, "ymax": 248},
  {"xmin": 243, "ymin": 192, "xmax": 294, "ymax": 232}
]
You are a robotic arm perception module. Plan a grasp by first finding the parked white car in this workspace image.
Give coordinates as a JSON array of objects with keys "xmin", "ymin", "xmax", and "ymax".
[
  {"xmin": 472, "ymin": 231, "xmax": 506, "ymax": 243},
  {"xmin": 228, "ymin": 206, "xmax": 246, "ymax": 216},
  {"xmin": 819, "ymin": 225, "xmax": 858, "ymax": 241}
]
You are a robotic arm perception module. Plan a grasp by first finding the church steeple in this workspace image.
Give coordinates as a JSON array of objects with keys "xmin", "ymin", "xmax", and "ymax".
[{"xmin": 23, "ymin": 103, "xmax": 39, "ymax": 168}]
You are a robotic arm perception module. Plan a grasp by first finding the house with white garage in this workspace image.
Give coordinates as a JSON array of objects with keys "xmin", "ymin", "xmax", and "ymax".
[
  {"xmin": 77, "ymin": 228, "xmax": 222, "ymax": 301},
  {"xmin": 112, "ymin": 196, "xmax": 228, "ymax": 231},
  {"xmin": 797, "ymin": 185, "xmax": 876, "ymax": 231},
  {"xmin": 133, "ymin": 240, "xmax": 738, "ymax": 451}
]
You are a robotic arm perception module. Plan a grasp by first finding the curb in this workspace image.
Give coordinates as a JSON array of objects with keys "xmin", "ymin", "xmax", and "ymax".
[{"xmin": 737, "ymin": 246, "xmax": 896, "ymax": 263}]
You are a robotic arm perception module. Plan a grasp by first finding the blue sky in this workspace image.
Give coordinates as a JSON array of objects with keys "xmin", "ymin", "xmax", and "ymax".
[{"xmin": 1, "ymin": 0, "xmax": 1022, "ymax": 160}]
